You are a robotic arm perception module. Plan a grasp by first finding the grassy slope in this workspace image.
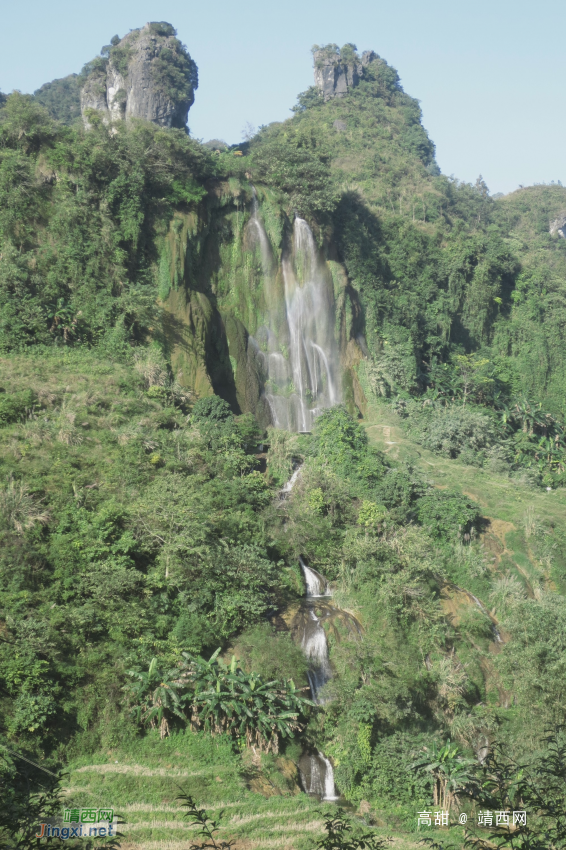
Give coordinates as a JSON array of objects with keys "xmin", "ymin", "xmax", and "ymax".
[
  {"xmin": 361, "ymin": 392, "xmax": 566, "ymax": 627},
  {"xmin": 64, "ymin": 731, "xmax": 326, "ymax": 850}
]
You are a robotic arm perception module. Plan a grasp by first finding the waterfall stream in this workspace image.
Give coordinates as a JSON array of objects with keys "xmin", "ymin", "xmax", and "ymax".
[
  {"xmin": 297, "ymin": 558, "xmax": 338, "ymax": 798},
  {"xmin": 300, "ymin": 556, "xmax": 330, "ymax": 598},
  {"xmin": 299, "ymin": 751, "xmax": 339, "ymax": 801},
  {"xmin": 278, "ymin": 467, "xmax": 351, "ymax": 799},
  {"xmin": 249, "ymin": 194, "xmax": 341, "ymax": 432}
]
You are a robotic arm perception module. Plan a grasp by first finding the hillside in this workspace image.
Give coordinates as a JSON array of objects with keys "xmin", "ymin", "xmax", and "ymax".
[{"xmin": 2, "ymin": 34, "xmax": 566, "ymax": 850}]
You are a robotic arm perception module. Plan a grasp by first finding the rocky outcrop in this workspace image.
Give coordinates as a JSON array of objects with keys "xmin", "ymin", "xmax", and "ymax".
[
  {"xmin": 550, "ymin": 216, "xmax": 566, "ymax": 238},
  {"xmin": 313, "ymin": 46, "xmax": 376, "ymax": 101},
  {"xmin": 80, "ymin": 22, "xmax": 197, "ymax": 129}
]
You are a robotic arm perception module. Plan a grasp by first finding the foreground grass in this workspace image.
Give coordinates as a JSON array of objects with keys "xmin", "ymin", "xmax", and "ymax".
[{"xmin": 62, "ymin": 729, "xmax": 432, "ymax": 850}]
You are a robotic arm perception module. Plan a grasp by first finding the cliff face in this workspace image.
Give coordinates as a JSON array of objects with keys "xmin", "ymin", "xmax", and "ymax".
[
  {"xmin": 80, "ymin": 22, "xmax": 197, "ymax": 129},
  {"xmin": 157, "ymin": 186, "xmax": 366, "ymax": 427},
  {"xmin": 313, "ymin": 45, "xmax": 376, "ymax": 100}
]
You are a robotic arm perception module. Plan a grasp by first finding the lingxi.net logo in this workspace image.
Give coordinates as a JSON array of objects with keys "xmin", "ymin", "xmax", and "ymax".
[{"xmin": 36, "ymin": 808, "xmax": 116, "ymax": 839}]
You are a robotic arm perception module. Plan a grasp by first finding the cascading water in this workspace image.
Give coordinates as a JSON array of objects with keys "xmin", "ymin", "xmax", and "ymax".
[
  {"xmin": 248, "ymin": 194, "xmax": 341, "ymax": 432},
  {"xmin": 299, "ymin": 751, "xmax": 339, "ymax": 801},
  {"xmin": 279, "ymin": 464, "xmax": 303, "ymax": 498},
  {"xmin": 301, "ymin": 608, "xmax": 332, "ymax": 704},
  {"xmin": 300, "ymin": 556, "xmax": 330, "ymax": 598},
  {"xmin": 250, "ymin": 187, "xmax": 273, "ymax": 276}
]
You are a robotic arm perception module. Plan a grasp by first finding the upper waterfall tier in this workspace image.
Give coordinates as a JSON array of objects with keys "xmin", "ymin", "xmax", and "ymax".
[{"xmin": 249, "ymin": 201, "xmax": 341, "ymax": 432}]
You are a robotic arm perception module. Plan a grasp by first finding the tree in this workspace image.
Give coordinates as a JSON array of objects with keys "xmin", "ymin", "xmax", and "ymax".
[
  {"xmin": 180, "ymin": 650, "xmax": 313, "ymax": 753},
  {"xmin": 459, "ymin": 730, "xmax": 566, "ymax": 849}
]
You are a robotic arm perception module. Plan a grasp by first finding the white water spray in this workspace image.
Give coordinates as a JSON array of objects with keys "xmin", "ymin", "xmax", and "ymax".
[
  {"xmin": 319, "ymin": 752, "xmax": 339, "ymax": 800},
  {"xmin": 300, "ymin": 556, "xmax": 330, "ymax": 598},
  {"xmin": 299, "ymin": 752, "xmax": 338, "ymax": 800},
  {"xmin": 301, "ymin": 609, "xmax": 332, "ymax": 704},
  {"xmin": 249, "ymin": 197, "xmax": 341, "ymax": 431}
]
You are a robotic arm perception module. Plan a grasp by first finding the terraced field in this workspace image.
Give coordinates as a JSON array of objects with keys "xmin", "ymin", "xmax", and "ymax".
[{"xmin": 62, "ymin": 732, "xmax": 416, "ymax": 850}]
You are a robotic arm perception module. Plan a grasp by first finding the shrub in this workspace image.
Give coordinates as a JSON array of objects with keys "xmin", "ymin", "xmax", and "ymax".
[
  {"xmin": 416, "ymin": 490, "xmax": 481, "ymax": 541},
  {"xmin": 313, "ymin": 405, "xmax": 368, "ymax": 469},
  {"xmin": 0, "ymin": 389, "xmax": 36, "ymax": 425},
  {"xmin": 191, "ymin": 396, "xmax": 233, "ymax": 423},
  {"xmin": 421, "ymin": 407, "xmax": 498, "ymax": 458}
]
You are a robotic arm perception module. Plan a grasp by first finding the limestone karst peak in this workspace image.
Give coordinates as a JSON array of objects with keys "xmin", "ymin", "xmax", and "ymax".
[
  {"xmin": 312, "ymin": 43, "xmax": 377, "ymax": 100},
  {"xmin": 79, "ymin": 22, "xmax": 198, "ymax": 130}
]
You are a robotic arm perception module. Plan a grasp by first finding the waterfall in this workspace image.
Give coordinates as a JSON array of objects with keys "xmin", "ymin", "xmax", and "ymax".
[
  {"xmin": 299, "ymin": 752, "xmax": 339, "ymax": 801},
  {"xmin": 250, "ymin": 187, "xmax": 273, "ymax": 275},
  {"xmin": 279, "ymin": 471, "xmax": 341, "ymax": 800},
  {"xmin": 319, "ymin": 752, "xmax": 339, "ymax": 800},
  {"xmin": 301, "ymin": 609, "xmax": 332, "ymax": 704},
  {"xmin": 249, "ymin": 194, "xmax": 341, "ymax": 432},
  {"xmin": 300, "ymin": 556, "xmax": 330, "ymax": 598},
  {"xmin": 279, "ymin": 464, "xmax": 302, "ymax": 498}
]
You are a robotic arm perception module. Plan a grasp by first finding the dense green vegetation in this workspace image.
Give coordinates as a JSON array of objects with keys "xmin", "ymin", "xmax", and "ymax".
[
  {"xmin": 3, "ymin": 34, "xmax": 566, "ymax": 849},
  {"xmin": 33, "ymin": 74, "xmax": 81, "ymax": 125}
]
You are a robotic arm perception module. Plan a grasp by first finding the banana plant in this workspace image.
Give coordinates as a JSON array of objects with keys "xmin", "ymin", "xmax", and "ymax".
[
  {"xmin": 411, "ymin": 740, "xmax": 476, "ymax": 812},
  {"xmin": 125, "ymin": 657, "xmax": 186, "ymax": 738},
  {"xmin": 180, "ymin": 650, "xmax": 313, "ymax": 753}
]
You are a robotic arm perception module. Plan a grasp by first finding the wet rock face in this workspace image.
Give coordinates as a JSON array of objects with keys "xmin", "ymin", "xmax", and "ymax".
[
  {"xmin": 313, "ymin": 47, "xmax": 376, "ymax": 101},
  {"xmin": 80, "ymin": 22, "xmax": 197, "ymax": 129}
]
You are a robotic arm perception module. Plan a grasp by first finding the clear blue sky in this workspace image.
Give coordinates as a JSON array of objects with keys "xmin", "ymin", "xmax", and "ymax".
[{"xmin": 1, "ymin": 0, "xmax": 563, "ymax": 195}]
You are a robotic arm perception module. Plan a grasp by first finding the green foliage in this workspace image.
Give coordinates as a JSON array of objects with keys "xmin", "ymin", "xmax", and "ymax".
[
  {"xmin": 192, "ymin": 396, "xmax": 233, "ymax": 423},
  {"xmin": 454, "ymin": 729, "xmax": 566, "ymax": 849},
  {"xmin": 180, "ymin": 650, "xmax": 313, "ymax": 753},
  {"xmin": 33, "ymin": 74, "xmax": 81, "ymax": 125},
  {"xmin": 149, "ymin": 22, "xmax": 177, "ymax": 37},
  {"xmin": 0, "ymin": 389, "xmax": 36, "ymax": 424},
  {"xmin": 314, "ymin": 809, "xmax": 388, "ymax": 850},
  {"xmin": 0, "ymin": 759, "xmax": 63, "ymax": 850},
  {"xmin": 151, "ymin": 39, "xmax": 198, "ymax": 108},
  {"xmin": 6, "ymin": 33, "xmax": 566, "ymax": 846},
  {"xmin": 0, "ymin": 97, "xmax": 212, "ymax": 350},
  {"xmin": 416, "ymin": 490, "xmax": 481, "ymax": 542},
  {"xmin": 313, "ymin": 405, "xmax": 368, "ymax": 468},
  {"xmin": 411, "ymin": 740, "xmax": 475, "ymax": 812},
  {"xmin": 232, "ymin": 623, "xmax": 309, "ymax": 683},
  {"xmin": 177, "ymin": 791, "xmax": 235, "ymax": 850},
  {"xmin": 292, "ymin": 86, "xmax": 324, "ymax": 113},
  {"xmin": 249, "ymin": 123, "xmax": 337, "ymax": 218},
  {"xmin": 420, "ymin": 407, "xmax": 498, "ymax": 460},
  {"xmin": 126, "ymin": 656, "xmax": 186, "ymax": 738}
]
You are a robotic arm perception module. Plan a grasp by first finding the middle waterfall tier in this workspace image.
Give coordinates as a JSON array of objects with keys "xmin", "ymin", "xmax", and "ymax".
[
  {"xmin": 295, "ymin": 603, "xmax": 332, "ymax": 705},
  {"xmin": 300, "ymin": 556, "xmax": 331, "ymax": 598},
  {"xmin": 248, "ymin": 199, "xmax": 341, "ymax": 432}
]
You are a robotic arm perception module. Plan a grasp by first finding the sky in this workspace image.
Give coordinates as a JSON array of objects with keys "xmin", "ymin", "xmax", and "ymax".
[{"xmin": 0, "ymin": 0, "xmax": 564, "ymax": 196}]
